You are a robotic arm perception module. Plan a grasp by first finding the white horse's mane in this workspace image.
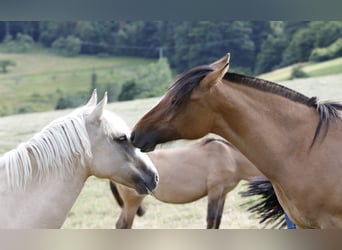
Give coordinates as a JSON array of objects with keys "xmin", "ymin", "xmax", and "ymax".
[{"xmin": 2, "ymin": 106, "xmax": 93, "ymax": 190}]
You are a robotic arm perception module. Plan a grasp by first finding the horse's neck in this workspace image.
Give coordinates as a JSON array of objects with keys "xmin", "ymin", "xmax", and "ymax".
[
  {"xmin": 211, "ymin": 80, "xmax": 317, "ymax": 178},
  {"xmin": 0, "ymin": 158, "xmax": 88, "ymax": 228}
]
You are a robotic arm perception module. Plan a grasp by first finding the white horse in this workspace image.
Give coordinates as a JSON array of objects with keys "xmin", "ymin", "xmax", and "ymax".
[{"xmin": 0, "ymin": 90, "xmax": 158, "ymax": 228}]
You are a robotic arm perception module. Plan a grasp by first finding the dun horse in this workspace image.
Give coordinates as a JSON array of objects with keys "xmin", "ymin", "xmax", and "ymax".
[
  {"xmin": 0, "ymin": 90, "xmax": 158, "ymax": 228},
  {"xmin": 131, "ymin": 53, "xmax": 342, "ymax": 228},
  {"xmin": 110, "ymin": 138, "xmax": 262, "ymax": 229}
]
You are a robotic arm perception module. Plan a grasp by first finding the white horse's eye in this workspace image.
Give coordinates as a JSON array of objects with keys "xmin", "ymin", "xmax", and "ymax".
[{"xmin": 115, "ymin": 135, "xmax": 127, "ymax": 142}]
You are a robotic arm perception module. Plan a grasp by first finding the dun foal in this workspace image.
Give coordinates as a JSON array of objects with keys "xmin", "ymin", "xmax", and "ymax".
[{"xmin": 110, "ymin": 138, "xmax": 262, "ymax": 229}]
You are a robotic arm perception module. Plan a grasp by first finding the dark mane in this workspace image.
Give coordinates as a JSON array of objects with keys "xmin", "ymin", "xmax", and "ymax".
[
  {"xmin": 224, "ymin": 72, "xmax": 342, "ymax": 146},
  {"xmin": 168, "ymin": 66, "xmax": 342, "ymax": 146},
  {"xmin": 313, "ymin": 100, "xmax": 342, "ymax": 146},
  {"xmin": 225, "ymin": 72, "xmax": 311, "ymax": 105},
  {"xmin": 168, "ymin": 65, "xmax": 213, "ymax": 107}
]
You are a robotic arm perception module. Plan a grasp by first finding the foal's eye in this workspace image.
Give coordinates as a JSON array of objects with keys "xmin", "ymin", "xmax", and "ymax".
[
  {"xmin": 115, "ymin": 135, "xmax": 127, "ymax": 142},
  {"xmin": 171, "ymin": 99, "xmax": 177, "ymax": 105}
]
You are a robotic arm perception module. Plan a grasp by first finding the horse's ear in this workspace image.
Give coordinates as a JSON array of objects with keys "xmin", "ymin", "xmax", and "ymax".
[
  {"xmin": 89, "ymin": 92, "xmax": 107, "ymax": 122},
  {"xmin": 86, "ymin": 89, "xmax": 98, "ymax": 107},
  {"xmin": 202, "ymin": 55, "xmax": 230, "ymax": 89},
  {"xmin": 210, "ymin": 53, "xmax": 230, "ymax": 70}
]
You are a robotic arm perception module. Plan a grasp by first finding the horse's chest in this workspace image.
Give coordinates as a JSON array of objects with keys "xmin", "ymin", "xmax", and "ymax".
[{"xmin": 272, "ymin": 183, "xmax": 320, "ymax": 228}]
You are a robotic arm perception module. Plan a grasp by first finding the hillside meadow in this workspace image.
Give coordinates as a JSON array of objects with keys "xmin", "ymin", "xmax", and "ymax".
[
  {"xmin": 258, "ymin": 57, "xmax": 342, "ymax": 82},
  {"xmin": 0, "ymin": 52, "xmax": 154, "ymax": 115},
  {"xmin": 0, "ymin": 73, "xmax": 342, "ymax": 229},
  {"xmin": 0, "ymin": 51, "xmax": 341, "ymax": 116}
]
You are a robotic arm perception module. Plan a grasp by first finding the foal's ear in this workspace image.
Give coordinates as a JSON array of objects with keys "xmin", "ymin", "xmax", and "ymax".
[
  {"xmin": 202, "ymin": 54, "xmax": 230, "ymax": 89},
  {"xmin": 86, "ymin": 89, "xmax": 98, "ymax": 107},
  {"xmin": 89, "ymin": 92, "xmax": 107, "ymax": 122}
]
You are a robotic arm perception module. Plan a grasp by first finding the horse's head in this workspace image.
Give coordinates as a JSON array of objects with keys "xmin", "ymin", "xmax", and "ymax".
[
  {"xmin": 131, "ymin": 53, "xmax": 230, "ymax": 152},
  {"xmin": 85, "ymin": 90, "xmax": 159, "ymax": 195}
]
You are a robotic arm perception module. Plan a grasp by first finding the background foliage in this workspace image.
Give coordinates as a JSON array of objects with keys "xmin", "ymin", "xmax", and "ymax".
[{"xmin": 1, "ymin": 21, "xmax": 341, "ymax": 74}]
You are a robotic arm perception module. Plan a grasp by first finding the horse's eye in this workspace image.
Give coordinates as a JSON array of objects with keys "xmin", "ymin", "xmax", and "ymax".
[
  {"xmin": 171, "ymin": 99, "xmax": 177, "ymax": 105},
  {"xmin": 115, "ymin": 135, "xmax": 127, "ymax": 142}
]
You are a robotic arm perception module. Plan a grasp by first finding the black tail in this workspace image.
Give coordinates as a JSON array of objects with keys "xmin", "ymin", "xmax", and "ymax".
[
  {"xmin": 109, "ymin": 181, "xmax": 146, "ymax": 217},
  {"xmin": 239, "ymin": 176, "xmax": 286, "ymax": 228}
]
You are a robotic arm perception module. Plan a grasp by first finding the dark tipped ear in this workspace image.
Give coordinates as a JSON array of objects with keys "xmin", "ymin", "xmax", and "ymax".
[
  {"xmin": 88, "ymin": 92, "xmax": 107, "ymax": 122},
  {"xmin": 202, "ymin": 57, "xmax": 230, "ymax": 89},
  {"xmin": 210, "ymin": 53, "xmax": 230, "ymax": 70},
  {"xmin": 86, "ymin": 89, "xmax": 98, "ymax": 107}
]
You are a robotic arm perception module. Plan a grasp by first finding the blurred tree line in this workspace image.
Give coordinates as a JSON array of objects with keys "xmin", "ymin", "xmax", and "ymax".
[{"xmin": 0, "ymin": 21, "xmax": 341, "ymax": 75}]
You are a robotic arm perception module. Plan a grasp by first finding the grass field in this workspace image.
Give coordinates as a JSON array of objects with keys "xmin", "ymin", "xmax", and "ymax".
[
  {"xmin": 1, "ymin": 72, "xmax": 342, "ymax": 229},
  {"xmin": 258, "ymin": 57, "xmax": 342, "ymax": 82},
  {"xmin": 0, "ymin": 52, "xmax": 154, "ymax": 115}
]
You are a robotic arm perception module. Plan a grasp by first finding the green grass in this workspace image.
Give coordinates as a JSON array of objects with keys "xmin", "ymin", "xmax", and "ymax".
[
  {"xmin": 0, "ymin": 52, "xmax": 154, "ymax": 115},
  {"xmin": 258, "ymin": 57, "xmax": 342, "ymax": 82},
  {"xmin": 302, "ymin": 57, "xmax": 342, "ymax": 77}
]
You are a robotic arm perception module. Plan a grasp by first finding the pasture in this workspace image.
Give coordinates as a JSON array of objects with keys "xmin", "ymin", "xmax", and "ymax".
[
  {"xmin": 0, "ymin": 72, "xmax": 341, "ymax": 228},
  {"xmin": 0, "ymin": 52, "xmax": 154, "ymax": 115},
  {"xmin": 258, "ymin": 57, "xmax": 342, "ymax": 82}
]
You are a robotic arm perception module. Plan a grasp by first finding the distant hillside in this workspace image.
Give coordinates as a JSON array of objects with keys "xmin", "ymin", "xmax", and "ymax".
[
  {"xmin": 0, "ymin": 52, "xmax": 154, "ymax": 116},
  {"xmin": 0, "ymin": 51, "xmax": 341, "ymax": 117},
  {"xmin": 258, "ymin": 57, "xmax": 342, "ymax": 82}
]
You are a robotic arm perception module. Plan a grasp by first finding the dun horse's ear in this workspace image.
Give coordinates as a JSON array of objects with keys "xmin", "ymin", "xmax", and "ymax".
[
  {"xmin": 89, "ymin": 92, "xmax": 107, "ymax": 121},
  {"xmin": 86, "ymin": 89, "xmax": 98, "ymax": 107},
  {"xmin": 202, "ymin": 59, "xmax": 230, "ymax": 89},
  {"xmin": 210, "ymin": 53, "xmax": 230, "ymax": 70}
]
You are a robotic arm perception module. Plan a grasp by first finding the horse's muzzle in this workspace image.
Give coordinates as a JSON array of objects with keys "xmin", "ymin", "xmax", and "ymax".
[
  {"xmin": 131, "ymin": 131, "xmax": 157, "ymax": 152},
  {"xmin": 135, "ymin": 171, "xmax": 159, "ymax": 195}
]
